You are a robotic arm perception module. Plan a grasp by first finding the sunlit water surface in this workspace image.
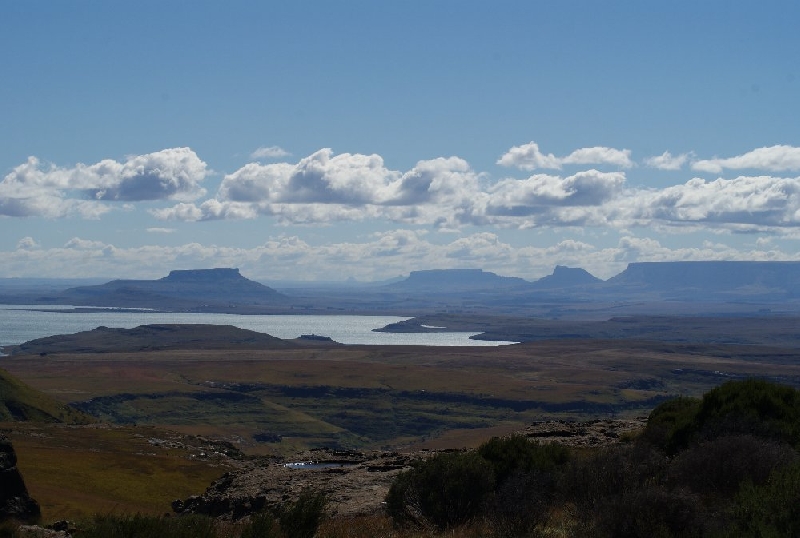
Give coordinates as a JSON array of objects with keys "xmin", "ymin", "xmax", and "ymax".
[{"xmin": 0, "ymin": 305, "xmax": 516, "ymax": 351}]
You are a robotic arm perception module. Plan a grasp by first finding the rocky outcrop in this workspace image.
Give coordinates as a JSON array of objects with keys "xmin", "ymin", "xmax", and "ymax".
[
  {"xmin": 173, "ymin": 448, "xmax": 416, "ymax": 521},
  {"xmin": 0, "ymin": 435, "xmax": 40, "ymax": 523},
  {"xmin": 174, "ymin": 419, "xmax": 647, "ymax": 521}
]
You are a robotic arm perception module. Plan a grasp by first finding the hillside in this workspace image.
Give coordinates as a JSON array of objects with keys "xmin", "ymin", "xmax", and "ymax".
[
  {"xmin": 0, "ymin": 368, "xmax": 90, "ymax": 423},
  {"xmin": 9, "ymin": 324, "xmax": 298, "ymax": 355}
]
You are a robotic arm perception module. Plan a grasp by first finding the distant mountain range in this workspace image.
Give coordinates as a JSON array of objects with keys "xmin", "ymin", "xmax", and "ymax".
[{"xmin": 2, "ymin": 261, "xmax": 800, "ymax": 316}]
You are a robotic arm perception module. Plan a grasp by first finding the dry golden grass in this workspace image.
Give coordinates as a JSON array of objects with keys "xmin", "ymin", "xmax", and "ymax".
[{"xmin": 4, "ymin": 422, "xmax": 227, "ymax": 522}]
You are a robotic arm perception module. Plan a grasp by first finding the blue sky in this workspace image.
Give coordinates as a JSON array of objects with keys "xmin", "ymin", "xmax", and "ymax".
[{"xmin": 2, "ymin": 1, "xmax": 800, "ymax": 281}]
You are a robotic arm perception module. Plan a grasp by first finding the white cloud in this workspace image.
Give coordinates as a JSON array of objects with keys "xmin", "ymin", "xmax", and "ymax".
[
  {"xmin": 147, "ymin": 227, "xmax": 176, "ymax": 234},
  {"xmin": 496, "ymin": 142, "xmax": 561, "ymax": 170},
  {"xmin": 250, "ymin": 146, "xmax": 291, "ymax": 160},
  {"xmin": 152, "ymin": 147, "xmax": 800, "ymax": 234},
  {"xmin": 624, "ymin": 175, "xmax": 800, "ymax": 229},
  {"xmin": 156, "ymin": 150, "xmax": 481, "ymax": 228},
  {"xmin": 497, "ymin": 141, "xmax": 633, "ymax": 171},
  {"xmin": 692, "ymin": 145, "xmax": 800, "ymax": 174},
  {"xmin": 486, "ymin": 170, "xmax": 626, "ymax": 213},
  {"xmin": 562, "ymin": 147, "xmax": 633, "ymax": 168},
  {"xmin": 644, "ymin": 151, "xmax": 692, "ymax": 170},
  {"xmin": 16, "ymin": 236, "xmax": 39, "ymax": 250},
  {"xmin": 0, "ymin": 148, "xmax": 208, "ymax": 218}
]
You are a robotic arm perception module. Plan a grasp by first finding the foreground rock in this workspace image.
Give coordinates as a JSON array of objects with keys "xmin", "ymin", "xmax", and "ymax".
[
  {"xmin": 173, "ymin": 448, "xmax": 415, "ymax": 520},
  {"xmin": 0, "ymin": 435, "xmax": 40, "ymax": 523},
  {"xmin": 175, "ymin": 419, "xmax": 647, "ymax": 520}
]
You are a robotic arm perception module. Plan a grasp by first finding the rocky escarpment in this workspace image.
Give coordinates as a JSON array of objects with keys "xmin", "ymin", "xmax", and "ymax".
[
  {"xmin": 174, "ymin": 418, "xmax": 647, "ymax": 521},
  {"xmin": 0, "ymin": 435, "xmax": 40, "ymax": 523}
]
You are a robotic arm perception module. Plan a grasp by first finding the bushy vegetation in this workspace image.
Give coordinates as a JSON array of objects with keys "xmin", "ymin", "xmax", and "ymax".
[
  {"xmin": 644, "ymin": 378, "xmax": 800, "ymax": 454},
  {"xmin": 385, "ymin": 379, "xmax": 800, "ymax": 537},
  {"xmin": 386, "ymin": 435, "xmax": 569, "ymax": 533},
  {"xmin": 278, "ymin": 490, "xmax": 328, "ymax": 538},
  {"xmin": 385, "ymin": 450, "xmax": 495, "ymax": 530}
]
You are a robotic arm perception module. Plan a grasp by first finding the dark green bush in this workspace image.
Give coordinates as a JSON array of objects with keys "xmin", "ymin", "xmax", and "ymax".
[
  {"xmin": 478, "ymin": 434, "xmax": 569, "ymax": 484},
  {"xmin": 667, "ymin": 434, "xmax": 798, "ymax": 498},
  {"xmin": 696, "ymin": 379, "xmax": 800, "ymax": 446},
  {"xmin": 643, "ymin": 396, "xmax": 700, "ymax": 454},
  {"xmin": 477, "ymin": 435, "xmax": 569, "ymax": 536},
  {"xmin": 279, "ymin": 489, "xmax": 327, "ymax": 538},
  {"xmin": 730, "ymin": 462, "xmax": 800, "ymax": 537},
  {"xmin": 489, "ymin": 469, "xmax": 558, "ymax": 537},
  {"xmin": 644, "ymin": 380, "xmax": 800, "ymax": 454},
  {"xmin": 385, "ymin": 451, "xmax": 495, "ymax": 530},
  {"xmin": 592, "ymin": 485, "xmax": 704, "ymax": 538}
]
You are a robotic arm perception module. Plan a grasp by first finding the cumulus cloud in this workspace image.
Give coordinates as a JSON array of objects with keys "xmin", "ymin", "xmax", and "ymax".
[
  {"xmin": 0, "ymin": 148, "xmax": 208, "ymax": 218},
  {"xmin": 156, "ymin": 149, "xmax": 481, "ymax": 228},
  {"xmin": 692, "ymin": 145, "xmax": 800, "ymax": 174},
  {"xmin": 624, "ymin": 175, "xmax": 800, "ymax": 229},
  {"xmin": 151, "ymin": 146, "xmax": 800, "ymax": 234},
  {"xmin": 644, "ymin": 151, "xmax": 692, "ymax": 170},
  {"xmin": 16, "ymin": 236, "xmax": 39, "ymax": 250},
  {"xmin": 10, "ymin": 142, "xmax": 800, "ymax": 242},
  {"xmin": 250, "ymin": 146, "xmax": 291, "ymax": 160},
  {"xmin": 486, "ymin": 170, "xmax": 626, "ymax": 214},
  {"xmin": 497, "ymin": 141, "xmax": 633, "ymax": 171}
]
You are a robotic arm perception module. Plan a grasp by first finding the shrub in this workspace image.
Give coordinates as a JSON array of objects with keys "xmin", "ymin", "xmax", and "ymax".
[
  {"xmin": 279, "ymin": 489, "xmax": 328, "ymax": 538},
  {"xmin": 562, "ymin": 442, "xmax": 667, "ymax": 513},
  {"xmin": 642, "ymin": 396, "xmax": 700, "ymax": 454},
  {"xmin": 696, "ymin": 379, "xmax": 800, "ymax": 447},
  {"xmin": 489, "ymin": 470, "xmax": 557, "ymax": 537},
  {"xmin": 644, "ymin": 380, "xmax": 800, "ymax": 454},
  {"xmin": 592, "ymin": 485, "xmax": 704, "ymax": 538},
  {"xmin": 477, "ymin": 434, "xmax": 568, "ymax": 484},
  {"xmin": 477, "ymin": 435, "xmax": 569, "ymax": 536},
  {"xmin": 730, "ymin": 462, "xmax": 800, "ymax": 537},
  {"xmin": 667, "ymin": 434, "xmax": 798, "ymax": 498},
  {"xmin": 385, "ymin": 451, "xmax": 495, "ymax": 530}
]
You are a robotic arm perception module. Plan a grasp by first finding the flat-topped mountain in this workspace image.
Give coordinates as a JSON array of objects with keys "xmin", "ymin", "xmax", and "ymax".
[
  {"xmin": 606, "ymin": 261, "xmax": 800, "ymax": 299},
  {"xmin": 386, "ymin": 269, "xmax": 528, "ymax": 293},
  {"xmin": 60, "ymin": 268, "xmax": 288, "ymax": 309}
]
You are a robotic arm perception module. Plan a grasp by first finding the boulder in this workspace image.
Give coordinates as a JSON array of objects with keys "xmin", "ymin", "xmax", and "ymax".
[{"xmin": 0, "ymin": 435, "xmax": 40, "ymax": 523}]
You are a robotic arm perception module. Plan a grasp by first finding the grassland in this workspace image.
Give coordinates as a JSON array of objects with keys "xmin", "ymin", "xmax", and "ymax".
[
  {"xmin": 4, "ymin": 326, "xmax": 800, "ymax": 453},
  {"xmin": 2, "ymin": 422, "xmax": 231, "ymax": 521}
]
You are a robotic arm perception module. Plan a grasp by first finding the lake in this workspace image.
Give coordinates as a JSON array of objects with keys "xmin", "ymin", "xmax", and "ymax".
[{"xmin": 0, "ymin": 305, "xmax": 517, "ymax": 351}]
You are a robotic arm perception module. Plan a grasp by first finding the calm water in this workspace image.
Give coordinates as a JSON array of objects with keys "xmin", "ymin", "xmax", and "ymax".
[{"xmin": 0, "ymin": 305, "xmax": 516, "ymax": 350}]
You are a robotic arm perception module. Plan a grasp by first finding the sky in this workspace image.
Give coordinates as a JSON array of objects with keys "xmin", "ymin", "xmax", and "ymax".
[{"xmin": 2, "ymin": 1, "xmax": 800, "ymax": 282}]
